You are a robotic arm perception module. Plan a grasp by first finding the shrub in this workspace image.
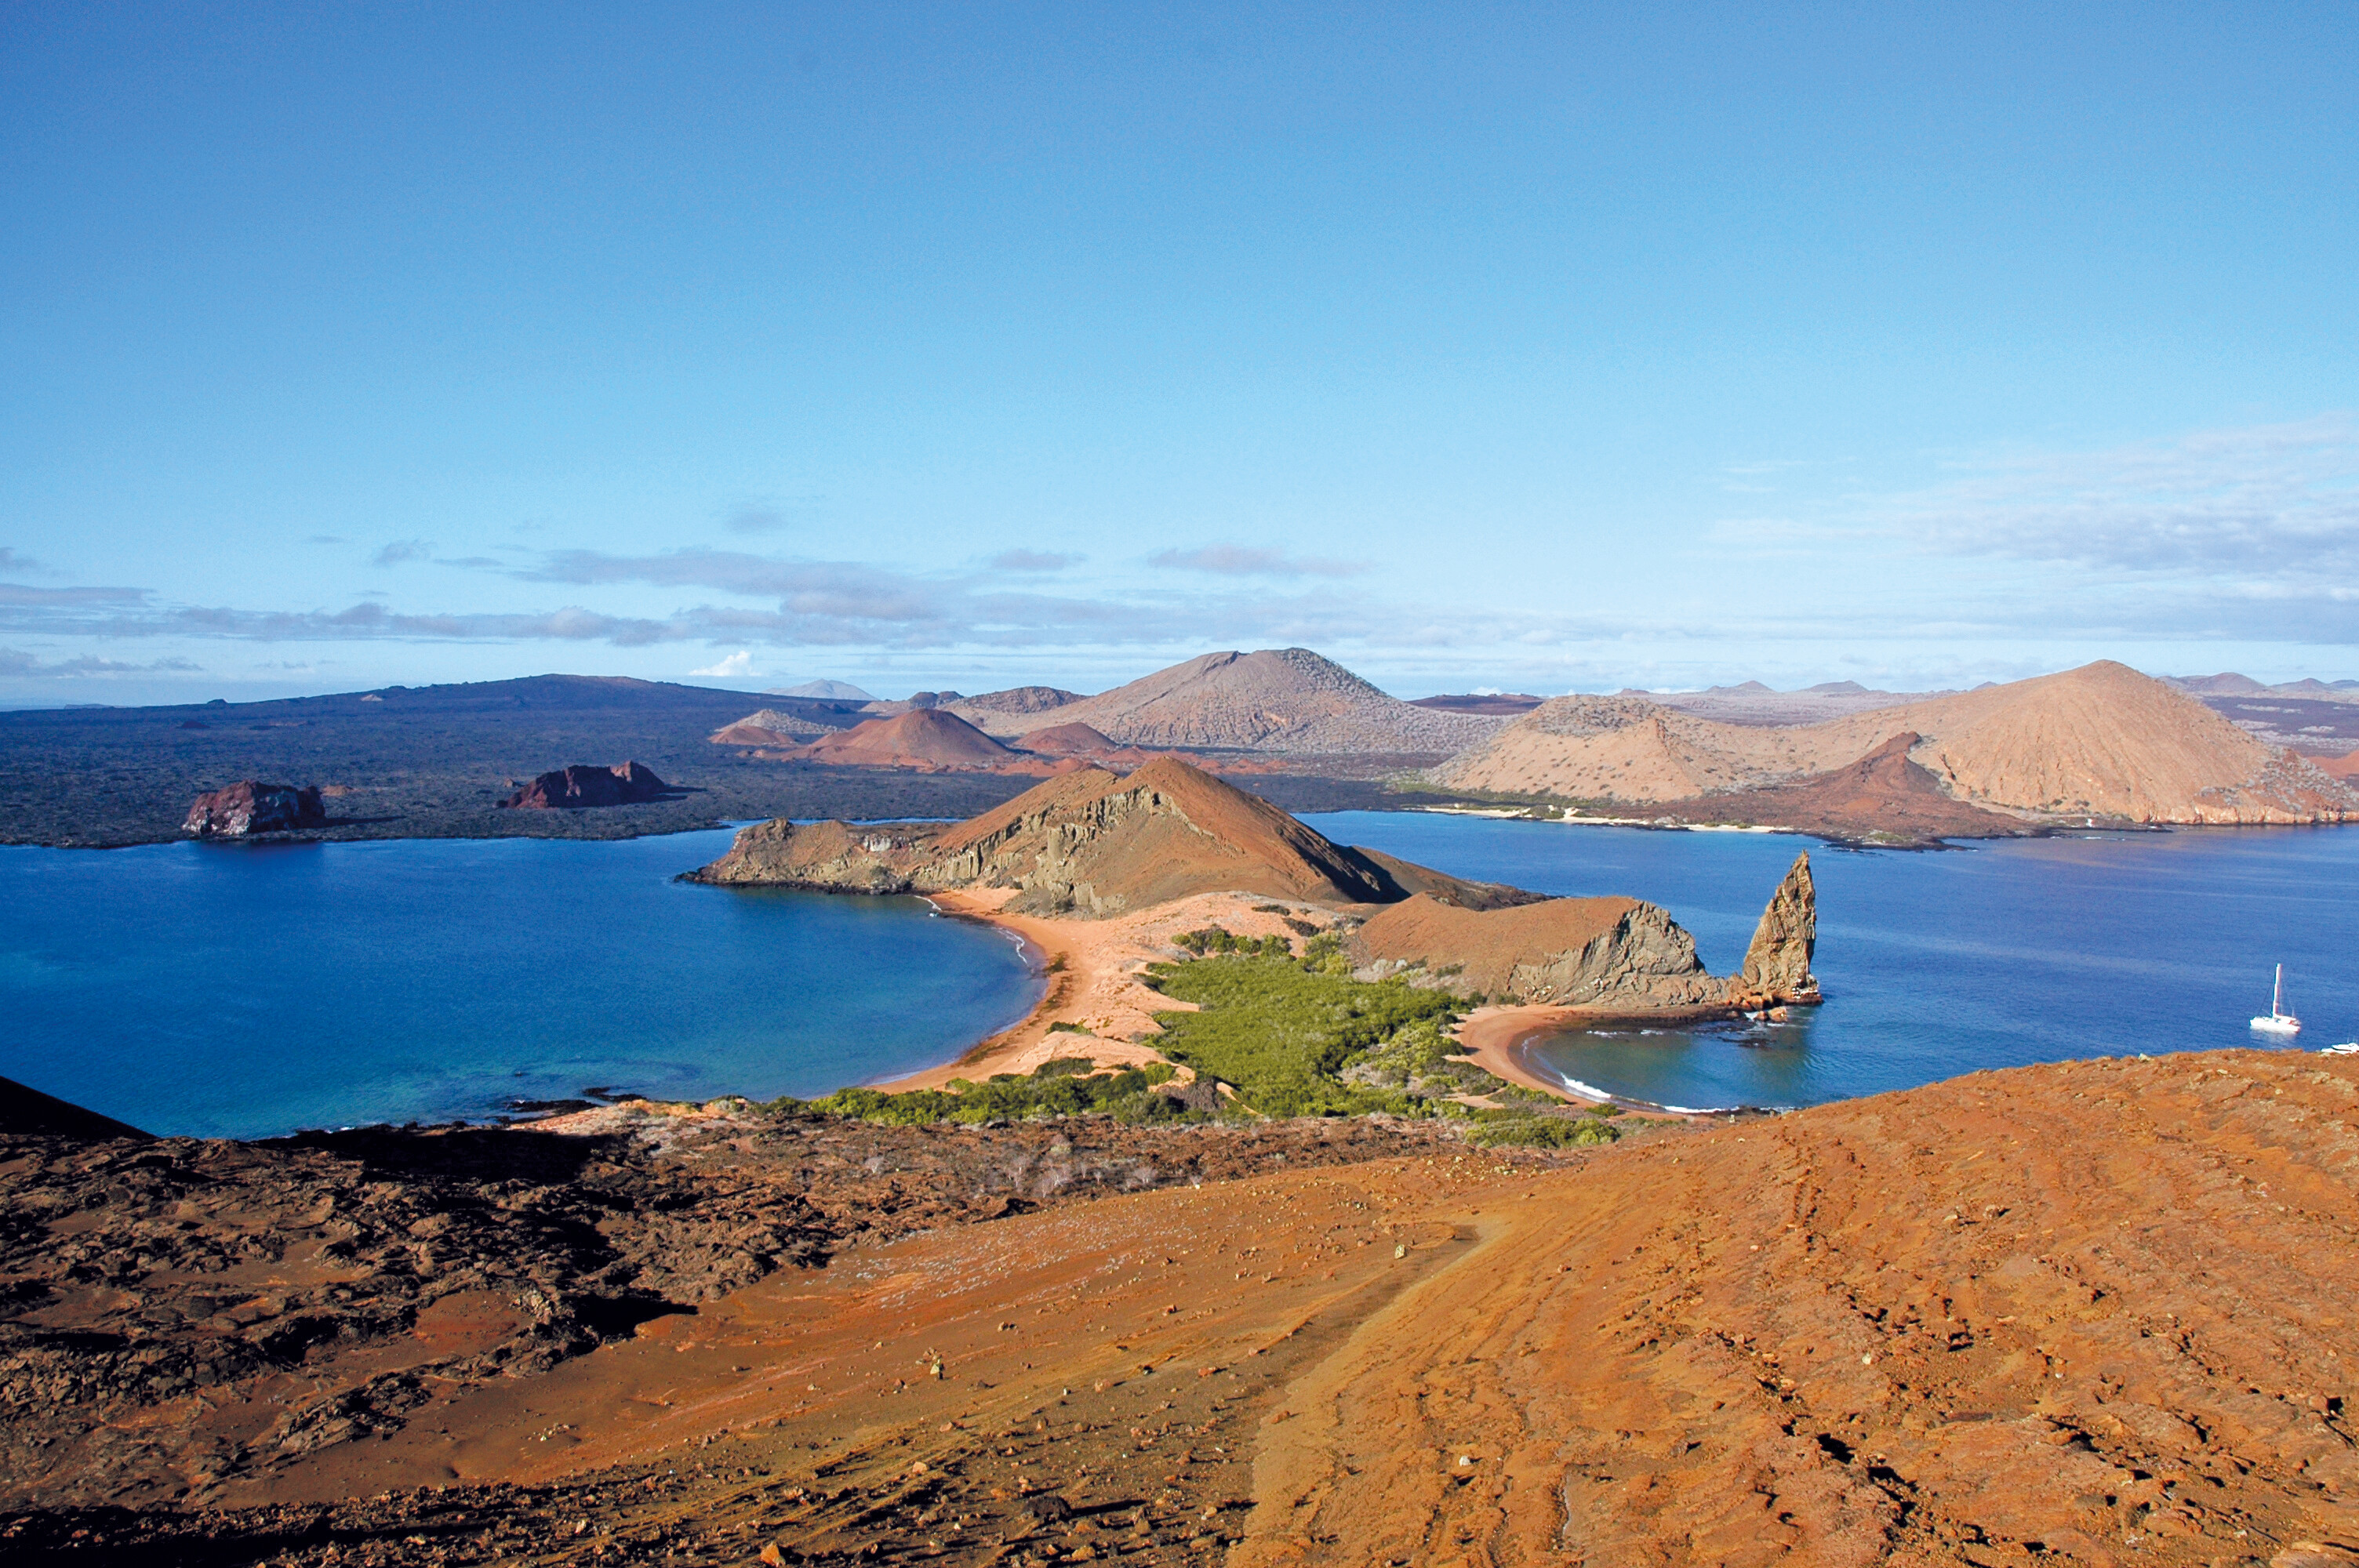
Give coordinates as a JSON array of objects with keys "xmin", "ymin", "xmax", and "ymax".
[
  {"xmin": 1467, "ymin": 1111, "xmax": 1623, "ymax": 1149},
  {"xmin": 777, "ymin": 1057, "xmax": 1201, "ymax": 1127},
  {"xmin": 1175, "ymin": 925, "xmax": 1292, "ymax": 959}
]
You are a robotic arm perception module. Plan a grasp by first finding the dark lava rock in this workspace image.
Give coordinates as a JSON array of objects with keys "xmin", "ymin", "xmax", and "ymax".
[
  {"xmin": 498, "ymin": 760, "xmax": 671, "ymax": 810},
  {"xmin": 0, "ymin": 1076, "xmax": 151, "ymax": 1141},
  {"xmin": 181, "ymin": 781, "xmax": 326, "ymax": 837}
]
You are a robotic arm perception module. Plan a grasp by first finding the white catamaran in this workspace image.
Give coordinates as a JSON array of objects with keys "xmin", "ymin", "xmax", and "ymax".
[{"xmin": 2251, "ymin": 964, "xmax": 2302, "ymax": 1037}]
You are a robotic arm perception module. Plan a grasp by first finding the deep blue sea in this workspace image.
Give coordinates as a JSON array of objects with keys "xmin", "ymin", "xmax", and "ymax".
[
  {"xmin": 1304, "ymin": 812, "xmax": 2359, "ymax": 1112},
  {"xmin": 0, "ymin": 829, "xmax": 1042, "ymax": 1139}
]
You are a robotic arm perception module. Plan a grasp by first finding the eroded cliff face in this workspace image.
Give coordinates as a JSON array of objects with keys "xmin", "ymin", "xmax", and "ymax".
[
  {"xmin": 1725, "ymin": 851, "xmax": 1819, "ymax": 1008},
  {"xmin": 689, "ymin": 818, "xmax": 940, "ymax": 894},
  {"xmin": 1503, "ymin": 902, "xmax": 1724, "ymax": 1009},
  {"xmin": 1350, "ymin": 893, "xmax": 1721, "ymax": 1009}
]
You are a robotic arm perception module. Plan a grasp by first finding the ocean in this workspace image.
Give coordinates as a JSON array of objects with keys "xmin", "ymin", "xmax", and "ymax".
[
  {"xmin": 1303, "ymin": 811, "xmax": 2359, "ymax": 1111},
  {"xmin": 6, "ymin": 815, "xmax": 2352, "ymax": 1137},
  {"xmin": 0, "ymin": 829, "xmax": 1041, "ymax": 1139}
]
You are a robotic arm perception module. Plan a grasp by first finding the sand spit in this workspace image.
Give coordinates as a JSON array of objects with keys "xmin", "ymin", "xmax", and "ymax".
[
  {"xmin": 11, "ymin": 1049, "xmax": 2357, "ymax": 1565},
  {"xmin": 873, "ymin": 887, "xmax": 1340, "ymax": 1090}
]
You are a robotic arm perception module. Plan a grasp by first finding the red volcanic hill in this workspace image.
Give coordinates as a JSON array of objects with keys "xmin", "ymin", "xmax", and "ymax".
[
  {"xmin": 794, "ymin": 709, "xmax": 1017, "ymax": 770},
  {"xmin": 1012, "ymin": 721, "xmax": 1121, "ymax": 755}
]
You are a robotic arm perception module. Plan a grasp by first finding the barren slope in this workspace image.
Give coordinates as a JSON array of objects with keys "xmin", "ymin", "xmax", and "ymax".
[
  {"xmin": 953, "ymin": 648, "xmax": 1506, "ymax": 754},
  {"xmin": 1436, "ymin": 661, "xmax": 2359, "ymax": 824},
  {"xmin": 1010, "ymin": 721, "xmax": 1121, "ymax": 754},
  {"xmin": 1238, "ymin": 1048, "xmax": 2359, "ymax": 1567},
  {"xmin": 21, "ymin": 1051, "xmax": 2359, "ymax": 1566}
]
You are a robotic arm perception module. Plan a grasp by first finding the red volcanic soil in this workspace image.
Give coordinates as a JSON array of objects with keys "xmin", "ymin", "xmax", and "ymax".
[
  {"xmin": 13, "ymin": 1050, "xmax": 2359, "ymax": 1565},
  {"xmin": 794, "ymin": 709, "xmax": 1017, "ymax": 770},
  {"xmin": 2320, "ymin": 746, "xmax": 2359, "ymax": 779},
  {"xmin": 1661, "ymin": 731, "xmax": 2036, "ymax": 844},
  {"xmin": 1011, "ymin": 720, "xmax": 1121, "ymax": 755}
]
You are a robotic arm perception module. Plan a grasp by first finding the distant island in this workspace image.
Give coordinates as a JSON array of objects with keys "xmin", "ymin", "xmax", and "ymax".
[{"xmin": 2, "ymin": 648, "xmax": 2355, "ymax": 849}]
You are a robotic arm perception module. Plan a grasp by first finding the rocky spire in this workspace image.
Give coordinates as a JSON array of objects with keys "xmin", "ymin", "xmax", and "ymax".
[{"xmin": 1728, "ymin": 851, "xmax": 1819, "ymax": 1007}]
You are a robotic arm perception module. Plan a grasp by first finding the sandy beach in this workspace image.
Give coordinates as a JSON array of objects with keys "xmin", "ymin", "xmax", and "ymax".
[
  {"xmin": 867, "ymin": 888, "xmax": 1336, "ymax": 1091},
  {"xmin": 1451, "ymin": 1002, "xmax": 1732, "ymax": 1115}
]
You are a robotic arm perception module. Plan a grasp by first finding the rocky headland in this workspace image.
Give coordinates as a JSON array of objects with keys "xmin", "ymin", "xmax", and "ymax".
[{"xmin": 1348, "ymin": 851, "xmax": 1821, "ymax": 1013}]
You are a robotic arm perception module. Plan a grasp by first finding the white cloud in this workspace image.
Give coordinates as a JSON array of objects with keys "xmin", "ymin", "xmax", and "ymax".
[{"xmin": 690, "ymin": 650, "xmax": 758, "ymax": 677}]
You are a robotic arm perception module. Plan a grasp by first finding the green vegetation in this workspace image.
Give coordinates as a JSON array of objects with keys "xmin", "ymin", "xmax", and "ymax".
[
  {"xmin": 1173, "ymin": 926, "xmax": 1293, "ymax": 958},
  {"xmin": 1144, "ymin": 951, "xmax": 1476, "ymax": 1118},
  {"xmin": 1467, "ymin": 1107, "xmax": 1624, "ymax": 1149},
  {"xmin": 770, "ymin": 1058, "xmax": 1187, "ymax": 1127}
]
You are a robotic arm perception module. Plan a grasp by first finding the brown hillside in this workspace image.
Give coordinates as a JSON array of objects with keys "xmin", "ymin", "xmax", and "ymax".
[
  {"xmin": 791, "ymin": 708, "xmax": 1016, "ymax": 769},
  {"xmin": 2320, "ymin": 746, "xmax": 2359, "ymax": 779},
  {"xmin": 1352, "ymin": 893, "xmax": 1724, "ymax": 1008},
  {"xmin": 954, "ymin": 648, "xmax": 1504, "ymax": 754},
  {"xmin": 694, "ymin": 757, "xmax": 1532, "ymax": 919},
  {"xmin": 1011, "ymin": 720, "xmax": 1120, "ymax": 754},
  {"xmin": 1661, "ymin": 731, "xmax": 2036, "ymax": 845},
  {"xmin": 925, "ymin": 757, "xmax": 1409, "ymax": 913},
  {"xmin": 1435, "ymin": 660, "xmax": 2359, "ymax": 825}
]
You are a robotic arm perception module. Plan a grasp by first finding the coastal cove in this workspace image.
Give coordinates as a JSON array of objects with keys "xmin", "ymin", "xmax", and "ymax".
[
  {"xmin": 0, "ymin": 829, "xmax": 1043, "ymax": 1139},
  {"xmin": 1310, "ymin": 811, "xmax": 2359, "ymax": 1111}
]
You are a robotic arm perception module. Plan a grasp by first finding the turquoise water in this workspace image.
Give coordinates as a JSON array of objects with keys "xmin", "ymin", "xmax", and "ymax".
[
  {"xmin": 0, "ymin": 830, "xmax": 1041, "ymax": 1138},
  {"xmin": 1305, "ymin": 813, "xmax": 2359, "ymax": 1112}
]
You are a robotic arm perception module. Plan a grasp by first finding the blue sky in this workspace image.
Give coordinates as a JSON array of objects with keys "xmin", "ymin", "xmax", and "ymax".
[{"xmin": 4, "ymin": 3, "xmax": 2356, "ymax": 706}]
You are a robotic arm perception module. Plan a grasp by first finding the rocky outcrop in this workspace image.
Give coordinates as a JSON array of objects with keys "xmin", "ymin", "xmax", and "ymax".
[
  {"xmin": 499, "ymin": 761, "xmax": 671, "ymax": 810},
  {"xmin": 183, "ymin": 781, "xmax": 327, "ymax": 837},
  {"xmin": 692, "ymin": 818, "xmax": 933, "ymax": 894},
  {"xmin": 1725, "ymin": 851, "xmax": 1819, "ymax": 1010}
]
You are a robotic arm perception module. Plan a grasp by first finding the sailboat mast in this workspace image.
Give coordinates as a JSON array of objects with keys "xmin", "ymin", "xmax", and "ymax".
[{"xmin": 2274, "ymin": 963, "xmax": 2284, "ymax": 1017}]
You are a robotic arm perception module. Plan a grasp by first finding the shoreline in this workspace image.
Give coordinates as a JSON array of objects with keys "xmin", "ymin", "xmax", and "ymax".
[{"xmin": 1452, "ymin": 1004, "xmax": 1743, "ymax": 1119}]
